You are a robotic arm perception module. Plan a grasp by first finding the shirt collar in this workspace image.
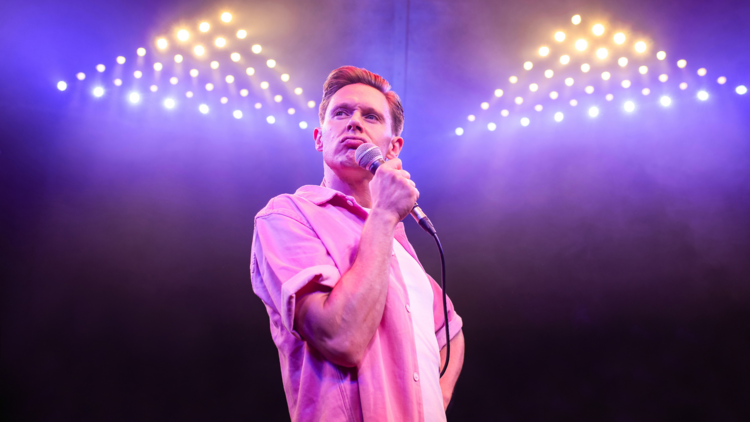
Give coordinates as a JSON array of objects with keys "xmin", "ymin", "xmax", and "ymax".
[{"xmin": 294, "ymin": 185, "xmax": 348, "ymax": 206}]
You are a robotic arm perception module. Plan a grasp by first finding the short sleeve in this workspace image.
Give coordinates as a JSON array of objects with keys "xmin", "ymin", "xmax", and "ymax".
[
  {"xmin": 427, "ymin": 273, "xmax": 463, "ymax": 350},
  {"xmin": 251, "ymin": 211, "xmax": 341, "ymax": 340}
]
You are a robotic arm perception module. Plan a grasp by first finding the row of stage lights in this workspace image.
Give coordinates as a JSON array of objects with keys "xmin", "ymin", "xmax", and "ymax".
[{"xmin": 455, "ymin": 13, "xmax": 747, "ymax": 134}]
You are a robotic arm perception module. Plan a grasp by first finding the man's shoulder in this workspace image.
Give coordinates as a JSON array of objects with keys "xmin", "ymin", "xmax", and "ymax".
[{"xmin": 255, "ymin": 185, "xmax": 337, "ymax": 225}]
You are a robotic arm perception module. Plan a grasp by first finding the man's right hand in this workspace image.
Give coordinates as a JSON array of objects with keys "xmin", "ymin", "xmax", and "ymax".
[{"xmin": 369, "ymin": 158, "xmax": 419, "ymax": 224}]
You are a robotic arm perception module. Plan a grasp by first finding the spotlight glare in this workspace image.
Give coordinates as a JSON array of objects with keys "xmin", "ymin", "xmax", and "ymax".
[
  {"xmin": 624, "ymin": 101, "xmax": 635, "ymax": 112},
  {"xmin": 481, "ymin": 102, "xmax": 490, "ymax": 110},
  {"xmin": 639, "ymin": 65, "xmax": 648, "ymax": 74},
  {"xmin": 717, "ymin": 76, "xmax": 727, "ymax": 85},
  {"xmin": 199, "ymin": 22, "xmax": 210, "ymax": 32},
  {"xmin": 154, "ymin": 62, "xmax": 163, "ymax": 71},
  {"xmin": 150, "ymin": 85, "xmax": 158, "ymax": 92},
  {"xmin": 642, "ymin": 88, "xmax": 650, "ymax": 96},
  {"xmin": 255, "ymin": 103, "xmax": 262, "ymax": 109},
  {"xmin": 565, "ymin": 77, "xmax": 574, "ymax": 86},
  {"xmin": 487, "ymin": 122, "xmax": 497, "ymax": 131},
  {"xmin": 697, "ymin": 68, "xmax": 707, "ymax": 76},
  {"xmin": 520, "ymin": 117, "xmax": 530, "ymax": 126},
  {"xmin": 194, "ymin": 45, "xmax": 205, "ymax": 56},
  {"xmin": 129, "ymin": 92, "xmax": 140, "ymax": 103},
  {"xmin": 509, "ymin": 76, "xmax": 518, "ymax": 83},
  {"xmin": 534, "ymin": 104, "xmax": 543, "ymax": 112},
  {"xmin": 246, "ymin": 67, "xmax": 255, "ymax": 75},
  {"xmin": 190, "ymin": 69, "xmax": 199, "ymax": 77},
  {"xmin": 300, "ymin": 121, "xmax": 309, "ymax": 129},
  {"xmin": 572, "ymin": 15, "xmax": 581, "ymax": 25},
  {"xmin": 570, "ymin": 99, "xmax": 578, "ymax": 106},
  {"xmin": 659, "ymin": 74, "xmax": 668, "ymax": 83},
  {"xmin": 274, "ymin": 95, "xmax": 283, "ymax": 103},
  {"xmin": 295, "ymin": 87, "xmax": 303, "ymax": 95},
  {"xmin": 621, "ymin": 80, "xmax": 631, "ymax": 88},
  {"xmin": 231, "ymin": 52, "xmax": 241, "ymax": 62},
  {"xmin": 137, "ymin": 47, "xmax": 146, "ymax": 56},
  {"xmin": 501, "ymin": 109, "xmax": 509, "ymax": 117},
  {"xmin": 585, "ymin": 86, "xmax": 594, "ymax": 94},
  {"xmin": 266, "ymin": 116, "xmax": 276, "ymax": 124},
  {"xmin": 635, "ymin": 41, "xmax": 647, "ymax": 53},
  {"xmin": 596, "ymin": 47, "xmax": 608, "ymax": 59},
  {"xmin": 606, "ymin": 93, "xmax": 613, "ymax": 101},
  {"xmin": 550, "ymin": 91, "xmax": 559, "ymax": 99},
  {"xmin": 467, "ymin": 114, "xmax": 475, "ymax": 122},
  {"xmin": 588, "ymin": 106, "xmax": 599, "ymax": 117},
  {"xmin": 554, "ymin": 112, "xmax": 563, "ymax": 122},
  {"xmin": 252, "ymin": 44, "xmax": 262, "ymax": 54},
  {"xmin": 555, "ymin": 31, "xmax": 566, "ymax": 42},
  {"xmin": 220, "ymin": 96, "xmax": 228, "ymax": 103},
  {"xmin": 544, "ymin": 69, "xmax": 553, "ymax": 78},
  {"xmin": 529, "ymin": 83, "xmax": 538, "ymax": 92},
  {"xmin": 164, "ymin": 98, "xmax": 175, "ymax": 109},
  {"xmin": 575, "ymin": 39, "xmax": 588, "ymax": 51},
  {"xmin": 205, "ymin": 83, "xmax": 214, "ymax": 91},
  {"xmin": 581, "ymin": 63, "xmax": 590, "ymax": 72},
  {"xmin": 93, "ymin": 86, "xmax": 104, "ymax": 97},
  {"xmin": 602, "ymin": 71, "xmax": 611, "ymax": 80},
  {"xmin": 170, "ymin": 77, "xmax": 178, "ymax": 85},
  {"xmin": 524, "ymin": 61, "xmax": 533, "ymax": 70},
  {"xmin": 134, "ymin": 70, "xmax": 142, "ymax": 79},
  {"xmin": 288, "ymin": 108, "xmax": 295, "ymax": 115},
  {"xmin": 237, "ymin": 30, "xmax": 247, "ymax": 39},
  {"xmin": 174, "ymin": 54, "xmax": 183, "ymax": 63},
  {"xmin": 560, "ymin": 55, "xmax": 570, "ymax": 65},
  {"xmin": 233, "ymin": 110, "xmax": 243, "ymax": 119},
  {"xmin": 614, "ymin": 32, "xmax": 626, "ymax": 44},
  {"xmin": 199, "ymin": 104, "xmax": 209, "ymax": 114},
  {"xmin": 679, "ymin": 82, "xmax": 688, "ymax": 90},
  {"xmin": 455, "ymin": 127, "xmax": 464, "ymax": 136},
  {"xmin": 76, "ymin": 72, "xmax": 85, "ymax": 80},
  {"xmin": 221, "ymin": 12, "xmax": 232, "ymax": 23},
  {"xmin": 215, "ymin": 37, "xmax": 226, "ymax": 48},
  {"xmin": 157, "ymin": 38, "xmax": 168, "ymax": 49},
  {"xmin": 592, "ymin": 24, "xmax": 605, "ymax": 36},
  {"xmin": 267, "ymin": 59, "xmax": 276, "ymax": 68},
  {"xmin": 281, "ymin": 73, "xmax": 290, "ymax": 82},
  {"xmin": 677, "ymin": 59, "xmax": 687, "ymax": 68},
  {"xmin": 96, "ymin": 64, "xmax": 105, "ymax": 72},
  {"xmin": 114, "ymin": 79, "xmax": 122, "ymax": 86},
  {"xmin": 656, "ymin": 51, "xmax": 666, "ymax": 60},
  {"xmin": 737, "ymin": 85, "xmax": 748, "ymax": 95},
  {"xmin": 618, "ymin": 57, "xmax": 628, "ymax": 67},
  {"xmin": 307, "ymin": 100, "xmax": 315, "ymax": 108},
  {"xmin": 186, "ymin": 91, "xmax": 193, "ymax": 98},
  {"xmin": 494, "ymin": 88, "xmax": 504, "ymax": 97},
  {"xmin": 660, "ymin": 96, "xmax": 671, "ymax": 107},
  {"xmin": 260, "ymin": 81, "xmax": 269, "ymax": 89},
  {"xmin": 116, "ymin": 56, "xmax": 126, "ymax": 64},
  {"xmin": 240, "ymin": 89, "xmax": 248, "ymax": 97},
  {"xmin": 539, "ymin": 46, "xmax": 550, "ymax": 56},
  {"xmin": 515, "ymin": 96, "xmax": 523, "ymax": 105},
  {"xmin": 210, "ymin": 61, "xmax": 219, "ymax": 69},
  {"xmin": 57, "ymin": 81, "xmax": 67, "ymax": 91},
  {"xmin": 697, "ymin": 91, "xmax": 709, "ymax": 101},
  {"xmin": 177, "ymin": 29, "xmax": 189, "ymax": 41},
  {"xmin": 225, "ymin": 75, "xmax": 235, "ymax": 83}
]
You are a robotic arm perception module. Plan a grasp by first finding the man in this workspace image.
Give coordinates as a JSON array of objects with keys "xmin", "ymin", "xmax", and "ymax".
[{"xmin": 250, "ymin": 66, "xmax": 464, "ymax": 421}]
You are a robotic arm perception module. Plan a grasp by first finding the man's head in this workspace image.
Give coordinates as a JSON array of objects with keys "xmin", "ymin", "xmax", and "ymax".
[{"xmin": 314, "ymin": 66, "xmax": 405, "ymax": 182}]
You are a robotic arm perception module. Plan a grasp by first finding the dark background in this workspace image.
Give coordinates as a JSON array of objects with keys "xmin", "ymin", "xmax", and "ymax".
[{"xmin": 2, "ymin": 0, "xmax": 750, "ymax": 420}]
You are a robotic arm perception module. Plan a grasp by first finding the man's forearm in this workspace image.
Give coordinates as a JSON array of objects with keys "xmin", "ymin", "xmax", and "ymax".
[{"xmin": 439, "ymin": 329, "xmax": 465, "ymax": 410}]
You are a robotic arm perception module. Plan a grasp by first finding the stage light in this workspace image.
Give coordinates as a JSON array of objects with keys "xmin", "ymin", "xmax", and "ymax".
[
  {"xmin": 210, "ymin": 61, "xmax": 219, "ymax": 69},
  {"xmin": 129, "ymin": 92, "xmax": 140, "ymax": 103},
  {"xmin": 544, "ymin": 70, "xmax": 553, "ymax": 78},
  {"xmin": 267, "ymin": 59, "xmax": 276, "ymax": 68},
  {"xmin": 199, "ymin": 104, "xmax": 209, "ymax": 114},
  {"xmin": 639, "ymin": 65, "xmax": 648, "ymax": 74},
  {"xmin": 488, "ymin": 122, "xmax": 497, "ymax": 131},
  {"xmin": 529, "ymin": 83, "xmax": 538, "ymax": 92},
  {"xmin": 225, "ymin": 75, "xmax": 234, "ymax": 83},
  {"xmin": 560, "ymin": 55, "xmax": 570, "ymax": 65},
  {"xmin": 524, "ymin": 61, "xmax": 533, "ymax": 70},
  {"xmin": 624, "ymin": 101, "xmax": 635, "ymax": 112},
  {"xmin": 240, "ymin": 89, "xmax": 248, "ymax": 97},
  {"xmin": 295, "ymin": 87, "xmax": 303, "ymax": 95},
  {"xmin": 300, "ymin": 121, "xmax": 308, "ymax": 129},
  {"xmin": 581, "ymin": 63, "xmax": 590, "ymax": 72},
  {"xmin": 307, "ymin": 101, "xmax": 315, "ymax": 108},
  {"xmin": 697, "ymin": 91, "xmax": 709, "ymax": 101},
  {"xmin": 539, "ymin": 46, "xmax": 550, "ymax": 56},
  {"xmin": 494, "ymin": 88, "xmax": 504, "ymax": 97},
  {"xmin": 233, "ymin": 110, "xmax": 243, "ymax": 119},
  {"xmin": 680, "ymin": 82, "xmax": 688, "ymax": 90},
  {"xmin": 570, "ymin": 99, "xmax": 578, "ymax": 106},
  {"xmin": 246, "ymin": 67, "xmax": 255, "ymax": 75},
  {"xmin": 606, "ymin": 93, "xmax": 613, "ymax": 101},
  {"xmin": 274, "ymin": 95, "xmax": 282, "ymax": 102},
  {"xmin": 554, "ymin": 112, "xmax": 563, "ymax": 122},
  {"xmin": 190, "ymin": 69, "xmax": 199, "ymax": 77},
  {"xmin": 170, "ymin": 77, "xmax": 178, "ymax": 85},
  {"xmin": 153, "ymin": 62, "xmax": 162, "ymax": 71},
  {"xmin": 737, "ymin": 85, "xmax": 747, "ymax": 95},
  {"xmin": 677, "ymin": 59, "xmax": 687, "ymax": 68},
  {"xmin": 150, "ymin": 85, "xmax": 158, "ymax": 92},
  {"xmin": 288, "ymin": 108, "xmax": 296, "ymax": 115},
  {"xmin": 534, "ymin": 104, "xmax": 543, "ymax": 111},
  {"xmin": 618, "ymin": 57, "xmax": 628, "ymax": 67},
  {"xmin": 117, "ymin": 56, "xmax": 126, "ymax": 64},
  {"xmin": 614, "ymin": 32, "xmax": 626, "ymax": 44},
  {"xmin": 717, "ymin": 76, "xmax": 726, "ymax": 85},
  {"xmin": 572, "ymin": 15, "xmax": 581, "ymax": 25},
  {"xmin": 175, "ymin": 54, "xmax": 183, "ymax": 63},
  {"xmin": 220, "ymin": 97, "xmax": 228, "ymax": 104},
  {"xmin": 554, "ymin": 31, "xmax": 565, "ymax": 42},
  {"xmin": 252, "ymin": 44, "xmax": 262, "ymax": 54},
  {"xmin": 157, "ymin": 38, "xmax": 168, "ymax": 49},
  {"xmin": 520, "ymin": 117, "xmax": 530, "ymax": 126},
  {"xmin": 621, "ymin": 80, "xmax": 631, "ymax": 88},
  {"xmin": 481, "ymin": 102, "xmax": 490, "ymax": 109},
  {"xmin": 194, "ymin": 45, "xmax": 205, "ymax": 56},
  {"xmin": 660, "ymin": 96, "xmax": 671, "ymax": 107},
  {"xmin": 635, "ymin": 41, "xmax": 647, "ymax": 53},
  {"xmin": 654, "ymin": 51, "xmax": 666, "ymax": 61},
  {"xmin": 596, "ymin": 48, "xmax": 608, "ymax": 59},
  {"xmin": 575, "ymin": 39, "xmax": 588, "ymax": 51},
  {"xmin": 215, "ymin": 37, "xmax": 226, "ymax": 48},
  {"xmin": 186, "ymin": 91, "xmax": 193, "ymax": 98},
  {"xmin": 114, "ymin": 79, "xmax": 122, "ymax": 86},
  {"xmin": 585, "ymin": 86, "xmax": 594, "ymax": 94},
  {"xmin": 96, "ymin": 64, "xmax": 105, "ymax": 72},
  {"xmin": 237, "ymin": 30, "xmax": 247, "ymax": 39},
  {"xmin": 164, "ymin": 98, "xmax": 175, "ymax": 109},
  {"xmin": 281, "ymin": 73, "xmax": 290, "ymax": 82},
  {"xmin": 205, "ymin": 83, "xmax": 214, "ymax": 91},
  {"xmin": 76, "ymin": 72, "xmax": 85, "ymax": 80},
  {"xmin": 221, "ymin": 12, "xmax": 232, "ymax": 22},
  {"xmin": 255, "ymin": 103, "xmax": 262, "ymax": 109},
  {"xmin": 57, "ymin": 81, "xmax": 67, "ymax": 91},
  {"xmin": 602, "ymin": 72, "xmax": 611, "ymax": 80},
  {"xmin": 592, "ymin": 24, "xmax": 604, "ymax": 36},
  {"xmin": 509, "ymin": 76, "xmax": 518, "ymax": 83},
  {"xmin": 515, "ymin": 97, "xmax": 523, "ymax": 105},
  {"xmin": 455, "ymin": 127, "xmax": 464, "ymax": 136},
  {"xmin": 134, "ymin": 70, "xmax": 142, "ymax": 79},
  {"xmin": 137, "ymin": 48, "xmax": 146, "ymax": 56},
  {"xmin": 199, "ymin": 22, "xmax": 210, "ymax": 32},
  {"xmin": 501, "ymin": 109, "xmax": 509, "ymax": 117},
  {"xmin": 267, "ymin": 116, "xmax": 276, "ymax": 124},
  {"xmin": 588, "ymin": 106, "xmax": 599, "ymax": 117},
  {"xmin": 642, "ymin": 88, "xmax": 650, "ymax": 95},
  {"xmin": 231, "ymin": 51, "xmax": 241, "ymax": 61},
  {"xmin": 177, "ymin": 29, "xmax": 189, "ymax": 41},
  {"xmin": 550, "ymin": 91, "xmax": 558, "ymax": 99},
  {"xmin": 260, "ymin": 81, "xmax": 269, "ymax": 89},
  {"xmin": 565, "ymin": 77, "xmax": 574, "ymax": 86},
  {"xmin": 659, "ymin": 74, "xmax": 668, "ymax": 82},
  {"xmin": 93, "ymin": 86, "xmax": 104, "ymax": 97}
]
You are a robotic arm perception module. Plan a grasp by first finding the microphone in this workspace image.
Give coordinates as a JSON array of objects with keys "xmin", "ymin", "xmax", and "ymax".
[{"xmin": 355, "ymin": 144, "xmax": 437, "ymax": 235}]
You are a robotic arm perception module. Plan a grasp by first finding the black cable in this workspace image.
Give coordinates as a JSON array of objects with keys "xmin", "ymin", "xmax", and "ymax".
[{"xmin": 433, "ymin": 233, "xmax": 450, "ymax": 378}]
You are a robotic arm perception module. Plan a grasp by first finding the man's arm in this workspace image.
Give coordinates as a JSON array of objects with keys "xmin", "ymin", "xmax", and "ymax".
[{"xmin": 439, "ymin": 329, "xmax": 465, "ymax": 410}]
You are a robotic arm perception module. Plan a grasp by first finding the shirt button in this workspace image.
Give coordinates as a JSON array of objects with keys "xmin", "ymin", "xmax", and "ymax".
[
  {"xmin": 413, "ymin": 372, "xmax": 419, "ymax": 382},
  {"xmin": 405, "ymin": 304, "xmax": 411, "ymax": 313},
  {"xmin": 346, "ymin": 200, "xmax": 353, "ymax": 206}
]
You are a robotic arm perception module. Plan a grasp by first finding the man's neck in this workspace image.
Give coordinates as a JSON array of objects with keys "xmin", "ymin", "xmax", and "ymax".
[{"xmin": 322, "ymin": 166, "xmax": 373, "ymax": 208}]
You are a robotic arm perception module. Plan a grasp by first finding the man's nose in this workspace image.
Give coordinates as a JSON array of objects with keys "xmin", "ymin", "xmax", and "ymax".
[{"xmin": 347, "ymin": 112, "xmax": 363, "ymax": 132}]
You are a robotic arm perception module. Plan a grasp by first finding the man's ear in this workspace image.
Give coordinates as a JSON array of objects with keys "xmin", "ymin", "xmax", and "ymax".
[
  {"xmin": 385, "ymin": 136, "xmax": 404, "ymax": 160},
  {"xmin": 314, "ymin": 127, "xmax": 323, "ymax": 152}
]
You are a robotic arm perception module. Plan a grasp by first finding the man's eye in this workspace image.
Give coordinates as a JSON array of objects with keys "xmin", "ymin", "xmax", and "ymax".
[
  {"xmin": 334, "ymin": 110, "xmax": 346, "ymax": 116},
  {"xmin": 366, "ymin": 114, "xmax": 378, "ymax": 120}
]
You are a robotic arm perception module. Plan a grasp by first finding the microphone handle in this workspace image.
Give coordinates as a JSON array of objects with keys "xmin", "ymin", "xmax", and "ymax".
[{"xmin": 368, "ymin": 160, "xmax": 437, "ymax": 235}]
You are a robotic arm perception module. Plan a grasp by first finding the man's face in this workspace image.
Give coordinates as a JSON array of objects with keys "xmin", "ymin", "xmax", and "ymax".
[{"xmin": 314, "ymin": 83, "xmax": 402, "ymax": 180}]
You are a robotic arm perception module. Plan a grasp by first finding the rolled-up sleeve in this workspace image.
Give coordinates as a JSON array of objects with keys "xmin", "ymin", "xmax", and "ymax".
[
  {"xmin": 428, "ymin": 274, "xmax": 463, "ymax": 350},
  {"xmin": 251, "ymin": 210, "xmax": 341, "ymax": 340}
]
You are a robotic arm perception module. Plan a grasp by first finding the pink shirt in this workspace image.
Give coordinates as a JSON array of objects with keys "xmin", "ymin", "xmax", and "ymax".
[{"xmin": 250, "ymin": 185, "xmax": 463, "ymax": 422}]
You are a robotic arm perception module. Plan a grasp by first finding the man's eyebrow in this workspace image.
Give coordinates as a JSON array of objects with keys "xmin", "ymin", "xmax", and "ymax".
[{"xmin": 329, "ymin": 103, "xmax": 385, "ymax": 119}]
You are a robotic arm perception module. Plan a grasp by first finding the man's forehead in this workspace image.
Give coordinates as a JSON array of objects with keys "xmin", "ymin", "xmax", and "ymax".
[{"xmin": 328, "ymin": 83, "xmax": 390, "ymax": 112}]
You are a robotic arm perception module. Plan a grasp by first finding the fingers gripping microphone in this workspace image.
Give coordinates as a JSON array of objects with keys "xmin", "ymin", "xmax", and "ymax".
[{"xmin": 355, "ymin": 144, "xmax": 437, "ymax": 235}]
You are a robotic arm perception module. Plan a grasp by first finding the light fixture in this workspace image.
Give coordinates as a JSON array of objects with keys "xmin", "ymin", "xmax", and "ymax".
[
  {"xmin": 554, "ymin": 112, "xmax": 563, "ymax": 122},
  {"xmin": 697, "ymin": 91, "xmax": 709, "ymax": 101},
  {"xmin": 596, "ymin": 48, "xmax": 608, "ymax": 59},
  {"xmin": 621, "ymin": 80, "xmax": 631, "ymax": 88},
  {"xmin": 174, "ymin": 54, "xmax": 183, "ymax": 63},
  {"xmin": 501, "ymin": 109, "xmax": 509, "ymax": 117},
  {"xmin": 613, "ymin": 33, "xmax": 626, "ymax": 44},
  {"xmin": 225, "ymin": 75, "xmax": 235, "ymax": 83},
  {"xmin": 57, "ymin": 81, "xmax": 67, "ymax": 91},
  {"xmin": 199, "ymin": 104, "xmax": 209, "ymax": 114},
  {"xmin": 697, "ymin": 68, "xmax": 707, "ymax": 76},
  {"xmin": 534, "ymin": 105, "xmax": 543, "ymax": 112},
  {"xmin": 288, "ymin": 108, "xmax": 296, "ymax": 115},
  {"xmin": 515, "ymin": 97, "xmax": 523, "ymax": 104},
  {"xmin": 679, "ymin": 82, "xmax": 688, "ymax": 90},
  {"xmin": 606, "ymin": 94, "xmax": 613, "ymax": 101},
  {"xmin": 581, "ymin": 63, "xmax": 590, "ymax": 72},
  {"xmin": 624, "ymin": 101, "xmax": 635, "ymax": 112},
  {"xmin": 524, "ymin": 61, "xmax": 533, "ymax": 70},
  {"xmin": 659, "ymin": 74, "xmax": 668, "ymax": 82},
  {"xmin": 481, "ymin": 102, "xmax": 490, "ymax": 109},
  {"xmin": 572, "ymin": 15, "xmax": 581, "ymax": 25},
  {"xmin": 307, "ymin": 101, "xmax": 316, "ymax": 108},
  {"xmin": 660, "ymin": 96, "xmax": 671, "ymax": 106},
  {"xmin": 634, "ymin": 41, "xmax": 647, "ymax": 53},
  {"xmin": 76, "ymin": 72, "xmax": 86, "ymax": 80},
  {"xmin": 260, "ymin": 81, "xmax": 269, "ymax": 89},
  {"xmin": 539, "ymin": 47, "xmax": 550, "ymax": 56},
  {"xmin": 129, "ymin": 92, "xmax": 140, "ymax": 103},
  {"xmin": 153, "ymin": 62, "xmax": 162, "ymax": 71},
  {"xmin": 618, "ymin": 57, "xmax": 628, "ymax": 67},
  {"xmin": 717, "ymin": 76, "xmax": 727, "ymax": 85},
  {"xmin": 185, "ymin": 91, "xmax": 193, "ymax": 98},
  {"xmin": 150, "ymin": 85, "xmax": 158, "ymax": 92},
  {"xmin": 190, "ymin": 69, "xmax": 199, "ymax": 77},
  {"xmin": 592, "ymin": 24, "xmax": 604, "ymax": 36},
  {"xmin": 455, "ymin": 127, "xmax": 464, "ymax": 136},
  {"xmin": 164, "ymin": 98, "xmax": 175, "ymax": 109},
  {"xmin": 170, "ymin": 77, "xmax": 178, "ymax": 85},
  {"xmin": 487, "ymin": 122, "xmax": 497, "ymax": 131},
  {"xmin": 233, "ymin": 110, "xmax": 243, "ymax": 119},
  {"xmin": 588, "ymin": 106, "xmax": 599, "ymax": 117},
  {"xmin": 677, "ymin": 59, "xmax": 687, "ymax": 68},
  {"xmin": 205, "ymin": 83, "xmax": 214, "ymax": 91},
  {"xmin": 221, "ymin": 12, "xmax": 232, "ymax": 23},
  {"xmin": 585, "ymin": 86, "xmax": 594, "ymax": 94},
  {"xmin": 240, "ymin": 89, "xmax": 249, "ymax": 97},
  {"xmin": 529, "ymin": 83, "xmax": 538, "ymax": 92},
  {"xmin": 194, "ymin": 45, "xmax": 205, "ymax": 56},
  {"xmin": 252, "ymin": 44, "xmax": 262, "ymax": 54},
  {"xmin": 639, "ymin": 65, "xmax": 648, "ymax": 74},
  {"xmin": 177, "ymin": 29, "xmax": 189, "ymax": 41},
  {"xmin": 215, "ymin": 37, "xmax": 226, "ymax": 48},
  {"xmin": 549, "ymin": 91, "xmax": 558, "ymax": 99},
  {"xmin": 642, "ymin": 88, "xmax": 650, "ymax": 95},
  {"xmin": 656, "ymin": 51, "xmax": 666, "ymax": 60},
  {"xmin": 570, "ymin": 99, "xmax": 578, "ymax": 106},
  {"xmin": 210, "ymin": 61, "xmax": 219, "ymax": 69},
  {"xmin": 134, "ymin": 70, "xmax": 142, "ymax": 79},
  {"xmin": 560, "ymin": 55, "xmax": 570, "ymax": 65},
  {"xmin": 267, "ymin": 59, "xmax": 276, "ymax": 68},
  {"xmin": 199, "ymin": 22, "xmax": 210, "ymax": 32},
  {"xmin": 237, "ymin": 30, "xmax": 247, "ymax": 39},
  {"xmin": 96, "ymin": 64, "xmax": 105, "ymax": 72},
  {"xmin": 565, "ymin": 77, "xmax": 574, "ymax": 86},
  {"xmin": 266, "ymin": 116, "xmax": 276, "ymax": 124},
  {"xmin": 231, "ymin": 52, "xmax": 241, "ymax": 62},
  {"xmin": 300, "ymin": 121, "xmax": 309, "ymax": 129},
  {"xmin": 93, "ymin": 86, "xmax": 104, "ymax": 97},
  {"xmin": 737, "ymin": 86, "xmax": 748, "ymax": 95},
  {"xmin": 494, "ymin": 89, "xmax": 504, "ymax": 97},
  {"xmin": 156, "ymin": 38, "xmax": 168, "ymax": 49},
  {"xmin": 246, "ymin": 67, "xmax": 255, "ymax": 75},
  {"xmin": 220, "ymin": 97, "xmax": 228, "ymax": 104},
  {"xmin": 281, "ymin": 73, "xmax": 290, "ymax": 82},
  {"xmin": 137, "ymin": 47, "xmax": 146, "ymax": 56},
  {"xmin": 295, "ymin": 87, "xmax": 303, "ymax": 95},
  {"xmin": 555, "ymin": 31, "xmax": 565, "ymax": 42},
  {"xmin": 509, "ymin": 76, "xmax": 518, "ymax": 83},
  {"xmin": 544, "ymin": 69, "xmax": 553, "ymax": 78},
  {"xmin": 116, "ymin": 56, "xmax": 126, "ymax": 64},
  {"xmin": 520, "ymin": 117, "xmax": 530, "ymax": 126},
  {"xmin": 575, "ymin": 39, "xmax": 588, "ymax": 51},
  {"xmin": 114, "ymin": 79, "xmax": 122, "ymax": 86}
]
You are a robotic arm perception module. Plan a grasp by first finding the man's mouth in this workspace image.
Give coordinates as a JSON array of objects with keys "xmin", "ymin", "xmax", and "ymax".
[{"xmin": 342, "ymin": 137, "xmax": 367, "ymax": 149}]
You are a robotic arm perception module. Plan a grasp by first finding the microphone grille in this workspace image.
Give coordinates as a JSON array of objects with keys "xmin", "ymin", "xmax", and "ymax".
[{"xmin": 354, "ymin": 144, "xmax": 383, "ymax": 169}]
